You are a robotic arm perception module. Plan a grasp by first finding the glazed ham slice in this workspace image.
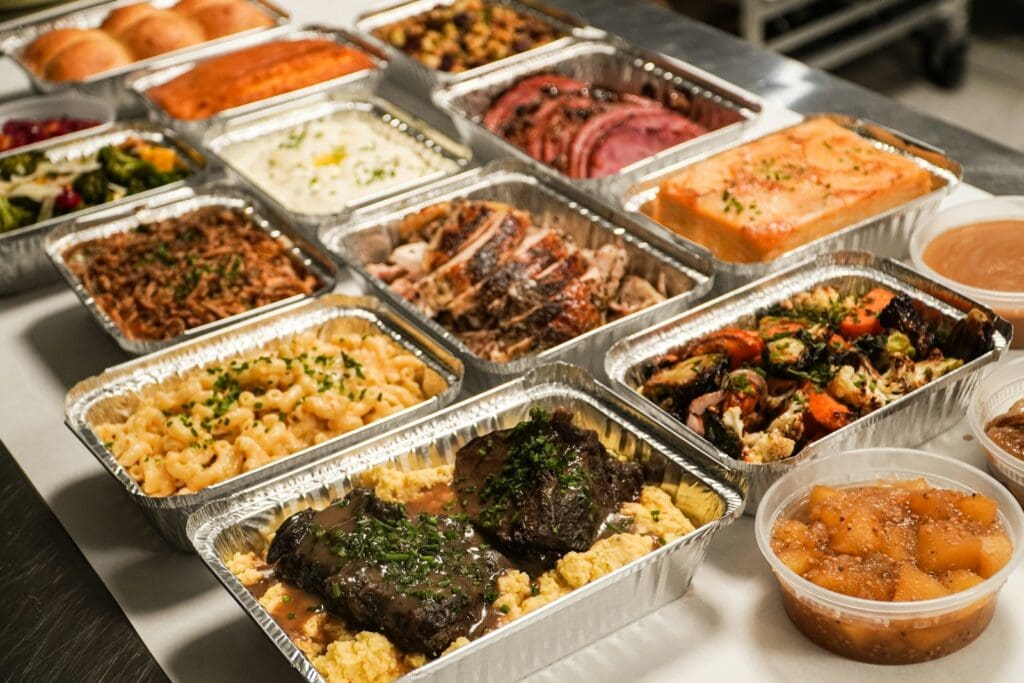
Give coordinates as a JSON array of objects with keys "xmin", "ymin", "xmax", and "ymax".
[
  {"xmin": 483, "ymin": 72, "xmax": 711, "ymax": 179},
  {"xmin": 572, "ymin": 109, "xmax": 707, "ymax": 179},
  {"xmin": 482, "ymin": 73, "xmax": 585, "ymax": 135}
]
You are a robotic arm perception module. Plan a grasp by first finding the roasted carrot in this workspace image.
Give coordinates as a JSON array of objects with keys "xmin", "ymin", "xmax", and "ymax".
[
  {"xmin": 839, "ymin": 288, "xmax": 894, "ymax": 338},
  {"xmin": 828, "ymin": 333, "xmax": 848, "ymax": 351},
  {"xmin": 759, "ymin": 317, "xmax": 807, "ymax": 339},
  {"xmin": 805, "ymin": 385, "xmax": 855, "ymax": 432},
  {"xmin": 689, "ymin": 328, "xmax": 765, "ymax": 368}
]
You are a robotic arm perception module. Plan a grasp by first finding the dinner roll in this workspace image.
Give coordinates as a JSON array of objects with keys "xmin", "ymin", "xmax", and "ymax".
[
  {"xmin": 118, "ymin": 10, "xmax": 205, "ymax": 58},
  {"xmin": 22, "ymin": 28, "xmax": 92, "ymax": 74},
  {"xmin": 100, "ymin": 2, "xmax": 159, "ymax": 37},
  {"xmin": 44, "ymin": 31, "xmax": 133, "ymax": 82},
  {"xmin": 175, "ymin": 0, "xmax": 274, "ymax": 39}
]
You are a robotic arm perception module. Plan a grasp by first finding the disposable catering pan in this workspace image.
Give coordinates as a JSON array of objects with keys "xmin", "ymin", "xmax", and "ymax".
[
  {"xmin": 187, "ymin": 362, "xmax": 746, "ymax": 683},
  {"xmin": 203, "ymin": 90, "xmax": 472, "ymax": 229},
  {"xmin": 318, "ymin": 158, "xmax": 715, "ymax": 392},
  {"xmin": 616, "ymin": 113, "xmax": 964, "ymax": 294},
  {"xmin": 0, "ymin": 120, "xmax": 206, "ymax": 295},
  {"xmin": 65, "ymin": 294, "xmax": 464, "ymax": 550},
  {"xmin": 605, "ymin": 251, "xmax": 1012, "ymax": 510},
  {"xmin": 433, "ymin": 37, "xmax": 763, "ymax": 195},
  {"xmin": 355, "ymin": 0, "xmax": 595, "ymax": 99},
  {"xmin": 46, "ymin": 179, "xmax": 339, "ymax": 355},
  {"xmin": 0, "ymin": 0, "xmax": 291, "ymax": 114},
  {"xmin": 127, "ymin": 25, "xmax": 388, "ymax": 145},
  {"xmin": 0, "ymin": 92, "xmax": 115, "ymax": 154}
]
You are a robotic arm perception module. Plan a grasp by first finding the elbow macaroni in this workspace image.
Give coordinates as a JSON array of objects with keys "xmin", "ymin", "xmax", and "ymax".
[{"xmin": 96, "ymin": 329, "xmax": 447, "ymax": 496}]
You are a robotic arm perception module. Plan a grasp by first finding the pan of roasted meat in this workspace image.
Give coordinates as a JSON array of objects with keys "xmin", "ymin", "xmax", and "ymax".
[
  {"xmin": 318, "ymin": 159, "xmax": 714, "ymax": 391},
  {"xmin": 47, "ymin": 178, "xmax": 338, "ymax": 355},
  {"xmin": 605, "ymin": 251, "xmax": 1012, "ymax": 508},
  {"xmin": 433, "ymin": 37, "xmax": 761, "ymax": 191},
  {"xmin": 187, "ymin": 362, "xmax": 745, "ymax": 683}
]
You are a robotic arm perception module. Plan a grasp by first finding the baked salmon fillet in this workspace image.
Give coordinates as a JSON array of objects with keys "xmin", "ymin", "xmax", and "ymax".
[{"xmin": 647, "ymin": 117, "xmax": 934, "ymax": 263}]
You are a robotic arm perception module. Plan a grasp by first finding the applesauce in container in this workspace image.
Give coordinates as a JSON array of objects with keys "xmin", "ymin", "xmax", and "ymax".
[
  {"xmin": 911, "ymin": 197, "xmax": 1024, "ymax": 348},
  {"xmin": 755, "ymin": 448, "xmax": 1024, "ymax": 664}
]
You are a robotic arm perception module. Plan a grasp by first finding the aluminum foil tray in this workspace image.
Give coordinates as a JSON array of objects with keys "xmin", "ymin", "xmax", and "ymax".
[
  {"xmin": 0, "ymin": 120, "xmax": 207, "ymax": 295},
  {"xmin": 65, "ymin": 294, "xmax": 465, "ymax": 550},
  {"xmin": 0, "ymin": 0, "xmax": 291, "ymax": 114},
  {"xmin": 187, "ymin": 362, "xmax": 746, "ymax": 683},
  {"xmin": 433, "ymin": 37, "xmax": 762, "ymax": 195},
  {"xmin": 318, "ymin": 158, "xmax": 715, "ymax": 392},
  {"xmin": 605, "ymin": 251, "xmax": 1012, "ymax": 510},
  {"xmin": 127, "ymin": 24, "xmax": 388, "ymax": 145},
  {"xmin": 355, "ymin": 0, "xmax": 594, "ymax": 99},
  {"xmin": 203, "ymin": 90, "xmax": 471, "ymax": 228},
  {"xmin": 46, "ymin": 178, "xmax": 339, "ymax": 355},
  {"xmin": 617, "ymin": 113, "xmax": 964, "ymax": 294}
]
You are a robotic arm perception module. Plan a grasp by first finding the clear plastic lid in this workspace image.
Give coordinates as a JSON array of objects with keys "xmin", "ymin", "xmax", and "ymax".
[{"xmin": 755, "ymin": 447, "xmax": 1024, "ymax": 622}]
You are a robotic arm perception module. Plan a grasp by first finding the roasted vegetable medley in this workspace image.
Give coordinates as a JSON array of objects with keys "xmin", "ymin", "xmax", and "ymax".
[
  {"xmin": 641, "ymin": 286, "xmax": 995, "ymax": 464},
  {"xmin": 0, "ymin": 137, "xmax": 190, "ymax": 234}
]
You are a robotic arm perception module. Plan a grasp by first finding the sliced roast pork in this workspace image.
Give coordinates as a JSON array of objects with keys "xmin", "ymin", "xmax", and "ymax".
[
  {"xmin": 267, "ymin": 488, "xmax": 509, "ymax": 657},
  {"xmin": 453, "ymin": 408, "xmax": 645, "ymax": 566},
  {"xmin": 366, "ymin": 199, "xmax": 667, "ymax": 362}
]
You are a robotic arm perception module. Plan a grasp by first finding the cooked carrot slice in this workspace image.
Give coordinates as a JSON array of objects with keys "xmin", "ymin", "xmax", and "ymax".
[
  {"xmin": 759, "ymin": 318, "xmax": 807, "ymax": 339},
  {"xmin": 839, "ymin": 288, "xmax": 894, "ymax": 338},
  {"xmin": 806, "ymin": 385, "xmax": 855, "ymax": 432},
  {"xmin": 689, "ymin": 328, "xmax": 765, "ymax": 368}
]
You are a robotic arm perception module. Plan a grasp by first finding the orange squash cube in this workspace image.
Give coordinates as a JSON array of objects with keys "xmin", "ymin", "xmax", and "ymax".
[
  {"xmin": 956, "ymin": 494, "xmax": 999, "ymax": 526},
  {"xmin": 978, "ymin": 534, "xmax": 1013, "ymax": 578},
  {"xmin": 810, "ymin": 485, "xmax": 841, "ymax": 507},
  {"xmin": 939, "ymin": 569, "xmax": 986, "ymax": 592},
  {"xmin": 778, "ymin": 548, "xmax": 817, "ymax": 575},
  {"xmin": 893, "ymin": 563, "xmax": 952, "ymax": 601},
  {"xmin": 917, "ymin": 522, "xmax": 981, "ymax": 573},
  {"xmin": 908, "ymin": 489, "xmax": 962, "ymax": 521},
  {"xmin": 829, "ymin": 509, "xmax": 883, "ymax": 555}
]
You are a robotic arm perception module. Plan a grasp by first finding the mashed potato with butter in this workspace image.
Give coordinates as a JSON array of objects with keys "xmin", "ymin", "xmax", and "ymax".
[{"xmin": 229, "ymin": 464, "xmax": 714, "ymax": 683}]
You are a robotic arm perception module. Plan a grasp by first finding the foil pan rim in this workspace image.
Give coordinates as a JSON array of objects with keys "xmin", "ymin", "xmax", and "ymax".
[
  {"xmin": 64, "ymin": 294, "xmax": 466, "ymax": 514},
  {"xmin": 44, "ymin": 178, "xmax": 340, "ymax": 355},
  {"xmin": 187, "ymin": 362, "xmax": 745, "ymax": 681},
  {"xmin": 604, "ymin": 251, "xmax": 1012, "ymax": 478},
  {"xmin": 318, "ymin": 158, "xmax": 715, "ymax": 377}
]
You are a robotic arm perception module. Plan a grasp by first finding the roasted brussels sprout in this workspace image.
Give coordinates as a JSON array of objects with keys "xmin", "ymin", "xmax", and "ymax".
[
  {"xmin": 878, "ymin": 293, "xmax": 934, "ymax": 355},
  {"xmin": 941, "ymin": 308, "xmax": 994, "ymax": 360},
  {"xmin": 765, "ymin": 337, "xmax": 810, "ymax": 373},
  {"xmin": 703, "ymin": 411, "xmax": 743, "ymax": 459},
  {"xmin": 642, "ymin": 353, "xmax": 728, "ymax": 418}
]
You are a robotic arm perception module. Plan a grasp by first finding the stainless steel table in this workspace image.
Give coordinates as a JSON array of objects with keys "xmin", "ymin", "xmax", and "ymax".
[{"xmin": 1, "ymin": 1, "xmax": 1021, "ymax": 681}]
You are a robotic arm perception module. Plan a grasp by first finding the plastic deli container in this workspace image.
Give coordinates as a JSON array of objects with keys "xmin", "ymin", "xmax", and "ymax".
[
  {"xmin": 970, "ymin": 356, "xmax": 1024, "ymax": 506},
  {"xmin": 755, "ymin": 448, "xmax": 1024, "ymax": 664},
  {"xmin": 911, "ymin": 196, "xmax": 1024, "ymax": 349}
]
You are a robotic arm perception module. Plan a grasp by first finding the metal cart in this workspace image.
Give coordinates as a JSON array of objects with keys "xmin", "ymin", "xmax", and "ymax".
[{"xmin": 736, "ymin": 0, "xmax": 970, "ymax": 86}]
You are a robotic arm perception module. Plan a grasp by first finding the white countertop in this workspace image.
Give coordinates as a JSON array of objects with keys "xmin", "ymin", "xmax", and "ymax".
[{"xmin": 0, "ymin": 2, "xmax": 1021, "ymax": 682}]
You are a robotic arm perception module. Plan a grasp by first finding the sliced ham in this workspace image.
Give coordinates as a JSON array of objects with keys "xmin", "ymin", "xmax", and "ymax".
[
  {"xmin": 482, "ymin": 74, "xmax": 584, "ymax": 134},
  {"xmin": 569, "ymin": 108, "xmax": 707, "ymax": 178},
  {"xmin": 482, "ymin": 71, "xmax": 712, "ymax": 179}
]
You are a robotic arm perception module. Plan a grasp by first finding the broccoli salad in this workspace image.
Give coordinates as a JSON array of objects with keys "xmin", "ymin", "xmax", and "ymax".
[
  {"xmin": 0, "ymin": 137, "xmax": 190, "ymax": 234},
  {"xmin": 639, "ymin": 286, "xmax": 996, "ymax": 464}
]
